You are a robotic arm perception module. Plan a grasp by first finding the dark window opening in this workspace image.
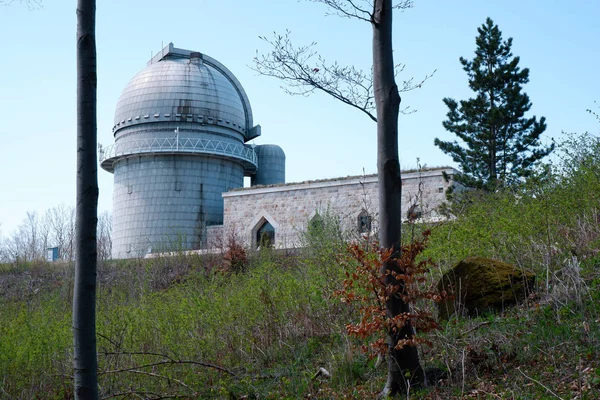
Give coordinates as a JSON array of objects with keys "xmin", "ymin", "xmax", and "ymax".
[
  {"xmin": 308, "ymin": 213, "xmax": 324, "ymax": 233},
  {"xmin": 407, "ymin": 204, "xmax": 423, "ymax": 221},
  {"xmin": 256, "ymin": 220, "xmax": 275, "ymax": 249},
  {"xmin": 358, "ymin": 211, "xmax": 372, "ymax": 234}
]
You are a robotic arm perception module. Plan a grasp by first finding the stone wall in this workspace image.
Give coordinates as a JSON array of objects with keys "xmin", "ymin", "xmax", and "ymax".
[{"xmin": 222, "ymin": 168, "xmax": 457, "ymax": 249}]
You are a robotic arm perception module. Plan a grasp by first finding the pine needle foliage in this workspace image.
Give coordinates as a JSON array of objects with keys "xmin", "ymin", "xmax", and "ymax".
[{"xmin": 435, "ymin": 18, "xmax": 553, "ymax": 190}]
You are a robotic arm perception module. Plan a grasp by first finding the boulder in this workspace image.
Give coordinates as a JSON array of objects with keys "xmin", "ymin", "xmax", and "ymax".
[{"xmin": 437, "ymin": 257, "xmax": 535, "ymax": 320}]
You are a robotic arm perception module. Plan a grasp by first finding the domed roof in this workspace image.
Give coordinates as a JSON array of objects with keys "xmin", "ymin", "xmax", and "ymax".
[
  {"xmin": 113, "ymin": 44, "xmax": 258, "ymax": 140},
  {"xmin": 255, "ymin": 144, "xmax": 286, "ymax": 158}
]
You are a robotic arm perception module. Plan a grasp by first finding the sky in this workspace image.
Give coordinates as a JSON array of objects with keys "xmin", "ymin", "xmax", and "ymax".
[{"xmin": 0, "ymin": 0, "xmax": 599, "ymax": 236}]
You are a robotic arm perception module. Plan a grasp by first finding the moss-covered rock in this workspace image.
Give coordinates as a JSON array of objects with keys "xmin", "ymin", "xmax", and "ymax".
[{"xmin": 437, "ymin": 257, "xmax": 535, "ymax": 320}]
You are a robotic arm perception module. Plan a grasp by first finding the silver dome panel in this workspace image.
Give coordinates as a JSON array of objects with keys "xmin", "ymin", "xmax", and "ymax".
[{"xmin": 114, "ymin": 58, "xmax": 247, "ymax": 136}]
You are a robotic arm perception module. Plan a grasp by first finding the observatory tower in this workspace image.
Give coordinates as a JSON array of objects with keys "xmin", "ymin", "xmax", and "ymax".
[{"xmin": 101, "ymin": 43, "xmax": 285, "ymax": 258}]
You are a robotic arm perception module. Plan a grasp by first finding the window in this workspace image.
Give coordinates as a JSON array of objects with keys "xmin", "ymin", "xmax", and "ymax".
[
  {"xmin": 256, "ymin": 220, "xmax": 275, "ymax": 249},
  {"xmin": 438, "ymin": 187, "xmax": 444, "ymax": 193},
  {"xmin": 308, "ymin": 213, "xmax": 324, "ymax": 233},
  {"xmin": 357, "ymin": 210, "xmax": 372, "ymax": 234},
  {"xmin": 407, "ymin": 204, "xmax": 423, "ymax": 221}
]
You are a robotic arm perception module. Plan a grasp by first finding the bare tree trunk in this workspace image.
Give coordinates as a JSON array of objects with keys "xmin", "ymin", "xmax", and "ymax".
[
  {"xmin": 73, "ymin": 0, "xmax": 98, "ymax": 398},
  {"xmin": 372, "ymin": 0, "xmax": 424, "ymax": 395}
]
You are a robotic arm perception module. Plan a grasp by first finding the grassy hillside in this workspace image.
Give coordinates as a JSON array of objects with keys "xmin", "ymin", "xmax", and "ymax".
[{"xmin": 1, "ymin": 134, "xmax": 600, "ymax": 399}]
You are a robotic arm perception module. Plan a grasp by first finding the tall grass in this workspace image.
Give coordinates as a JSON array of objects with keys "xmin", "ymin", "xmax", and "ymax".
[{"xmin": 1, "ymin": 134, "xmax": 600, "ymax": 398}]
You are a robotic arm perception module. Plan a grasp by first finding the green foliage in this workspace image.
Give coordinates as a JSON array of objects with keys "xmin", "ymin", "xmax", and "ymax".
[
  {"xmin": 0, "ymin": 241, "xmax": 353, "ymax": 398},
  {"xmin": 434, "ymin": 17, "xmax": 553, "ymax": 190},
  {"xmin": 3, "ymin": 138, "xmax": 600, "ymax": 399},
  {"xmin": 428, "ymin": 133, "xmax": 600, "ymax": 277}
]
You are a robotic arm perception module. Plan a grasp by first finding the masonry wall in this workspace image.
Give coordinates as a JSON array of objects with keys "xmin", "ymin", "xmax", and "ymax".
[{"xmin": 222, "ymin": 168, "xmax": 455, "ymax": 249}]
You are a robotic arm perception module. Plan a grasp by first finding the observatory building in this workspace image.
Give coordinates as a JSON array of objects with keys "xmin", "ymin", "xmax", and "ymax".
[
  {"xmin": 101, "ymin": 43, "xmax": 285, "ymax": 258},
  {"xmin": 101, "ymin": 43, "xmax": 458, "ymax": 259}
]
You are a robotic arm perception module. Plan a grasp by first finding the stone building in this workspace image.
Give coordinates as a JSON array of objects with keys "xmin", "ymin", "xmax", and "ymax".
[
  {"xmin": 101, "ymin": 43, "xmax": 458, "ymax": 258},
  {"xmin": 219, "ymin": 167, "xmax": 456, "ymax": 249}
]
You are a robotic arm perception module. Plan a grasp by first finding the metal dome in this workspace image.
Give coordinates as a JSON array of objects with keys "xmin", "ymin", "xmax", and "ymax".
[{"xmin": 112, "ymin": 43, "xmax": 259, "ymax": 141}]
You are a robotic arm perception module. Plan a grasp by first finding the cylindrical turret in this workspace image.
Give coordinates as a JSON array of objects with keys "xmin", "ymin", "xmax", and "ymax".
[
  {"xmin": 101, "ymin": 43, "xmax": 260, "ymax": 258},
  {"xmin": 251, "ymin": 144, "xmax": 286, "ymax": 186}
]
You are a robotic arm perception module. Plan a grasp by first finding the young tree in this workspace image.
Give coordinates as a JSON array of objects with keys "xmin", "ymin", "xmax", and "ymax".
[
  {"xmin": 434, "ymin": 17, "xmax": 553, "ymax": 190},
  {"xmin": 253, "ymin": 0, "xmax": 429, "ymax": 394},
  {"xmin": 46, "ymin": 204, "xmax": 76, "ymax": 262},
  {"xmin": 6, "ymin": 211, "xmax": 45, "ymax": 262},
  {"xmin": 73, "ymin": 0, "xmax": 99, "ymax": 398},
  {"xmin": 97, "ymin": 211, "xmax": 112, "ymax": 263}
]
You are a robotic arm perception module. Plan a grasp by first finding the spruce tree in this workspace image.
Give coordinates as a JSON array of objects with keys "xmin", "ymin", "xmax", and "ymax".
[{"xmin": 435, "ymin": 17, "xmax": 553, "ymax": 190}]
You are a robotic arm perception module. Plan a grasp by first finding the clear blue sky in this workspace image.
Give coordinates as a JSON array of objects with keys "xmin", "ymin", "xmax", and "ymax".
[{"xmin": 1, "ymin": 0, "xmax": 598, "ymax": 236}]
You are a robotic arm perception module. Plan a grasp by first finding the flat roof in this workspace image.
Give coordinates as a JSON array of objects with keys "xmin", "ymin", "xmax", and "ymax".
[{"xmin": 224, "ymin": 166, "xmax": 456, "ymax": 197}]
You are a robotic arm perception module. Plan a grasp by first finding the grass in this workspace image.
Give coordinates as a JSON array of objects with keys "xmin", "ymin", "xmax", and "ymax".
[
  {"xmin": 1, "ymin": 134, "xmax": 600, "ymax": 398},
  {"xmin": 1, "ymin": 245, "xmax": 598, "ymax": 399}
]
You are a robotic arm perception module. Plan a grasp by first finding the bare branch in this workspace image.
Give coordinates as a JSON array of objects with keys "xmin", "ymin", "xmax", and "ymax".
[
  {"xmin": 107, "ymin": 369, "xmax": 191, "ymax": 390},
  {"xmin": 102, "ymin": 391, "xmax": 189, "ymax": 400},
  {"xmin": 391, "ymin": 0, "xmax": 414, "ymax": 10},
  {"xmin": 308, "ymin": 0, "xmax": 373, "ymax": 22},
  {"xmin": 99, "ymin": 350, "xmax": 238, "ymax": 377},
  {"xmin": 0, "ymin": 0, "xmax": 42, "ymax": 10},
  {"xmin": 252, "ymin": 31, "xmax": 435, "ymax": 120},
  {"xmin": 307, "ymin": 0, "xmax": 413, "ymax": 21},
  {"xmin": 252, "ymin": 30, "xmax": 377, "ymax": 121}
]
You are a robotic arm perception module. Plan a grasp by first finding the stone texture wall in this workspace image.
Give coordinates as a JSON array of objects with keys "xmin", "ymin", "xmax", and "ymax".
[{"xmin": 222, "ymin": 168, "xmax": 456, "ymax": 249}]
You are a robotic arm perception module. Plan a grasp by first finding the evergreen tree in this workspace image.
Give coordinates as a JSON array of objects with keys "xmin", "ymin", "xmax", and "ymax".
[{"xmin": 435, "ymin": 17, "xmax": 553, "ymax": 190}]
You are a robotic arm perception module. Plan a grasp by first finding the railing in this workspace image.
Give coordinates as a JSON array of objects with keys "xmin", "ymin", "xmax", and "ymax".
[{"xmin": 99, "ymin": 137, "xmax": 257, "ymax": 171}]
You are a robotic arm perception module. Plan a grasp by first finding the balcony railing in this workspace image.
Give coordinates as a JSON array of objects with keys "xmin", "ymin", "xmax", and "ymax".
[{"xmin": 99, "ymin": 137, "xmax": 257, "ymax": 172}]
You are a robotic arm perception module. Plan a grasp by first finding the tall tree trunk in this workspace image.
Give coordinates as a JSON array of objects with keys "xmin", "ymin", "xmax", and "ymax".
[
  {"xmin": 73, "ymin": 0, "xmax": 99, "ymax": 398},
  {"xmin": 372, "ymin": 0, "xmax": 424, "ymax": 395}
]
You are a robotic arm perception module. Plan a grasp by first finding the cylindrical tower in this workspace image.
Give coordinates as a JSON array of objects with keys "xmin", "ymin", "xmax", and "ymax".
[
  {"xmin": 101, "ymin": 43, "xmax": 260, "ymax": 258},
  {"xmin": 251, "ymin": 144, "xmax": 286, "ymax": 186}
]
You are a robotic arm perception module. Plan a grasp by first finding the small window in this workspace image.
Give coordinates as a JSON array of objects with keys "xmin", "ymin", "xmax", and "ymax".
[
  {"xmin": 308, "ymin": 213, "xmax": 324, "ymax": 233},
  {"xmin": 256, "ymin": 220, "xmax": 275, "ymax": 249},
  {"xmin": 438, "ymin": 187, "xmax": 444, "ymax": 193},
  {"xmin": 175, "ymin": 181, "xmax": 182, "ymax": 191},
  {"xmin": 357, "ymin": 210, "xmax": 372, "ymax": 234},
  {"xmin": 127, "ymin": 184, "xmax": 133, "ymax": 194},
  {"xmin": 407, "ymin": 205, "xmax": 423, "ymax": 221}
]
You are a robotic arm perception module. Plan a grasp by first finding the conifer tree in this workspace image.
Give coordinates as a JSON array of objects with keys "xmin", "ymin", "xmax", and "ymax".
[{"xmin": 435, "ymin": 17, "xmax": 553, "ymax": 190}]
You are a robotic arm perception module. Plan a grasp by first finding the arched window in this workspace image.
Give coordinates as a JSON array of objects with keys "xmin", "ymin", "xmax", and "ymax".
[
  {"xmin": 256, "ymin": 220, "xmax": 275, "ymax": 249},
  {"xmin": 308, "ymin": 212, "xmax": 324, "ymax": 233},
  {"xmin": 407, "ymin": 204, "xmax": 423, "ymax": 221},
  {"xmin": 357, "ymin": 209, "xmax": 372, "ymax": 234}
]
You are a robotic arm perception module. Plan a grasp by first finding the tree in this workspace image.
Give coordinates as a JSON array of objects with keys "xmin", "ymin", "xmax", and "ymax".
[
  {"xmin": 253, "ymin": 0, "xmax": 428, "ymax": 394},
  {"xmin": 46, "ymin": 204, "xmax": 76, "ymax": 262},
  {"xmin": 73, "ymin": 0, "xmax": 99, "ymax": 398},
  {"xmin": 97, "ymin": 211, "xmax": 112, "ymax": 264},
  {"xmin": 434, "ymin": 17, "xmax": 553, "ymax": 190},
  {"xmin": 5, "ymin": 211, "xmax": 47, "ymax": 262}
]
